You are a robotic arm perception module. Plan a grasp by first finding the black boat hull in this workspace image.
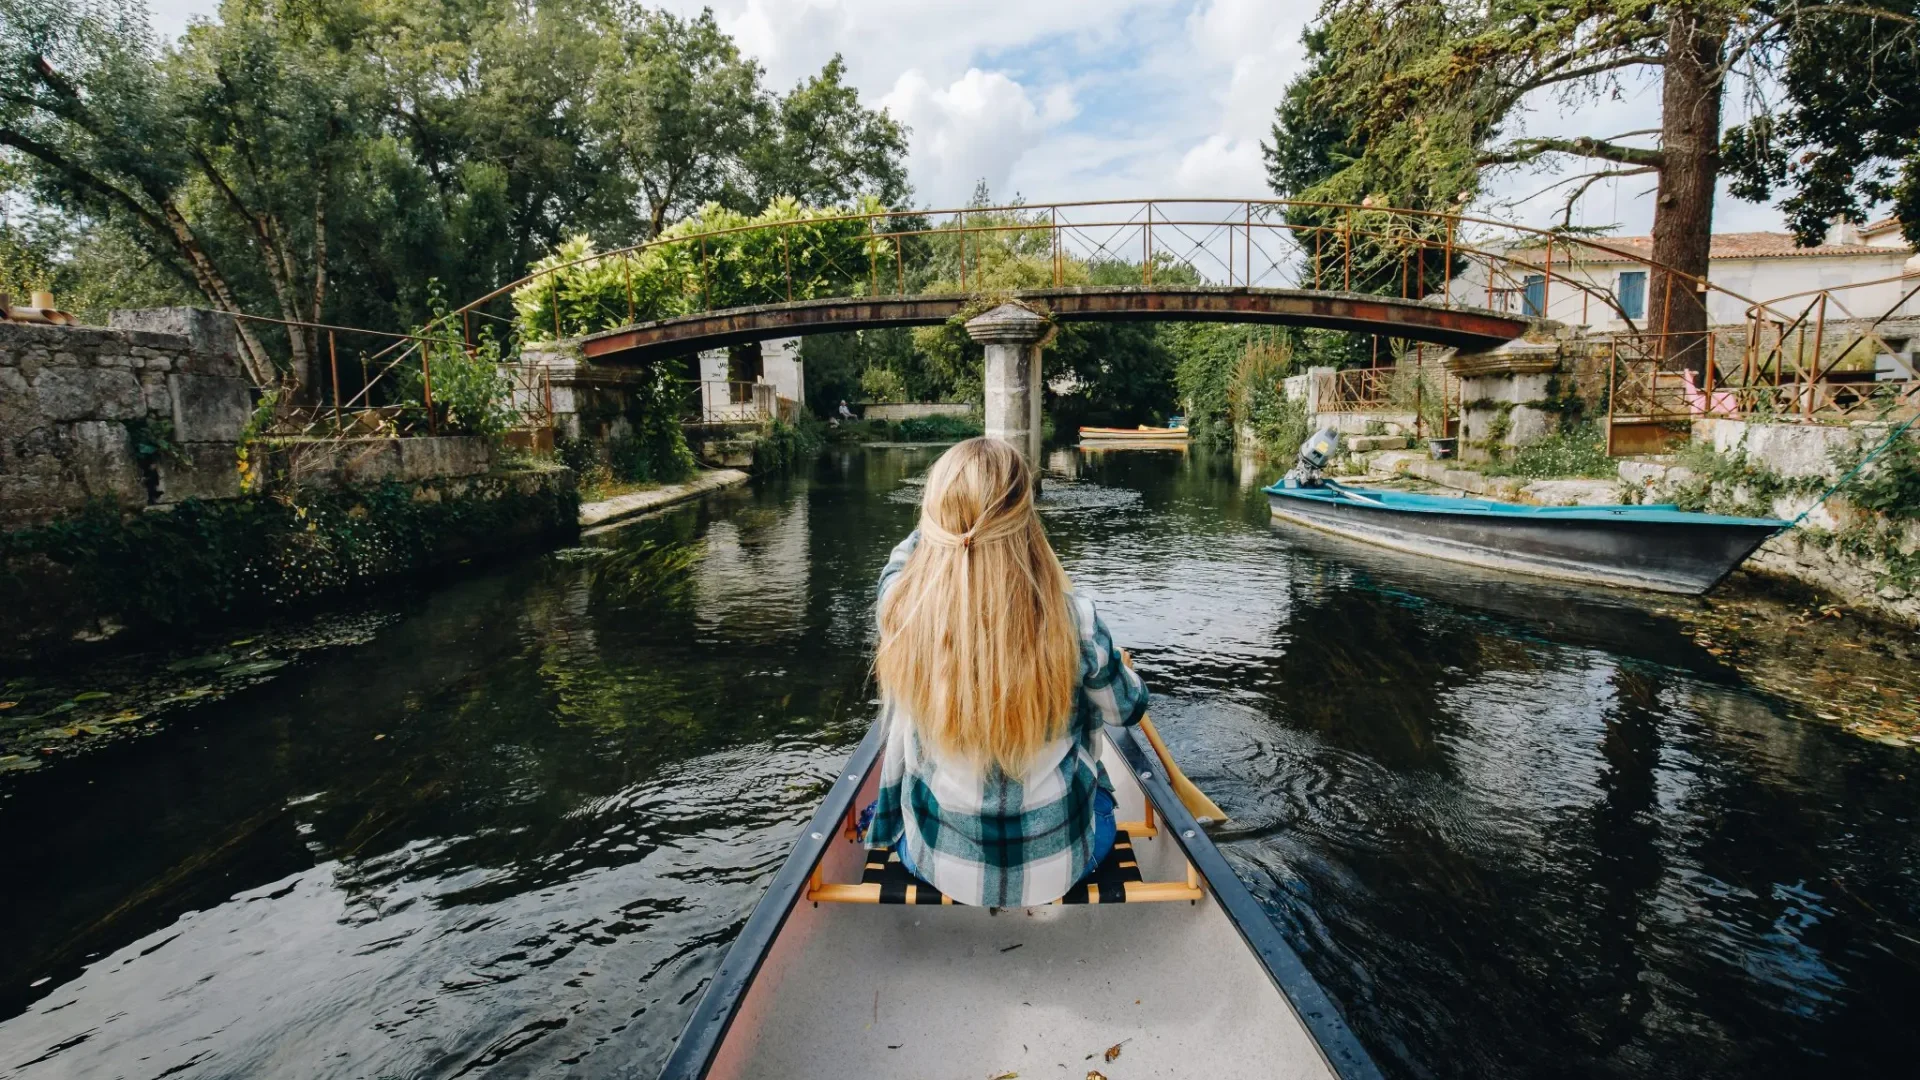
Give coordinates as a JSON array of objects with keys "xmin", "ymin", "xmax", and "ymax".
[{"xmin": 1267, "ymin": 492, "xmax": 1783, "ymax": 595}]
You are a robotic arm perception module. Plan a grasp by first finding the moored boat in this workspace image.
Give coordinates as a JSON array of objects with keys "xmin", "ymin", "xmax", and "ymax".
[
  {"xmin": 659, "ymin": 720, "xmax": 1383, "ymax": 1080},
  {"xmin": 1079, "ymin": 424, "xmax": 1191, "ymax": 447},
  {"xmin": 1265, "ymin": 480, "xmax": 1787, "ymax": 595}
]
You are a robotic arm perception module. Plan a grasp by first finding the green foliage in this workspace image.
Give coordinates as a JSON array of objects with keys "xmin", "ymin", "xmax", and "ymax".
[
  {"xmin": 895, "ymin": 414, "xmax": 982, "ymax": 442},
  {"xmin": 1832, "ymin": 427, "xmax": 1920, "ymax": 523},
  {"xmin": 1235, "ymin": 342, "xmax": 1310, "ymax": 458},
  {"xmin": 512, "ymin": 197, "xmax": 886, "ymax": 341},
  {"xmin": 0, "ymin": 0, "xmax": 909, "ymax": 381},
  {"xmin": 1168, "ymin": 326, "xmax": 1306, "ymax": 453},
  {"xmin": 859, "ymin": 366, "xmax": 908, "ymax": 403},
  {"xmin": 750, "ymin": 418, "xmax": 824, "ymax": 474},
  {"xmin": 395, "ymin": 283, "xmax": 514, "ymax": 436},
  {"xmin": 125, "ymin": 417, "xmax": 184, "ymax": 467},
  {"xmin": 1, "ymin": 473, "xmax": 578, "ymax": 630},
  {"xmin": 1478, "ymin": 424, "xmax": 1618, "ymax": 479},
  {"xmin": 1722, "ymin": 3, "xmax": 1920, "ymax": 246},
  {"xmin": 799, "ymin": 328, "xmax": 919, "ymax": 414},
  {"xmin": 234, "ymin": 387, "xmax": 281, "ymax": 493}
]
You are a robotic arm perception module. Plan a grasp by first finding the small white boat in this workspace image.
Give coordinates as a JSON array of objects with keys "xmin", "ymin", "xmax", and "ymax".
[
  {"xmin": 1079, "ymin": 424, "xmax": 1191, "ymax": 448},
  {"xmin": 659, "ymin": 722, "xmax": 1383, "ymax": 1079}
]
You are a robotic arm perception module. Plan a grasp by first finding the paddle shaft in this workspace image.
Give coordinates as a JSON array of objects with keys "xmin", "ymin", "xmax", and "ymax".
[
  {"xmin": 1121, "ymin": 651, "xmax": 1228, "ymax": 824},
  {"xmin": 1138, "ymin": 714, "xmax": 1228, "ymax": 824}
]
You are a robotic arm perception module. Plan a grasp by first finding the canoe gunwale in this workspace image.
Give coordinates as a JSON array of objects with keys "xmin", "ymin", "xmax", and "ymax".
[
  {"xmin": 659, "ymin": 722, "xmax": 1386, "ymax": 1080},
  {"xmin": 658, "ymin": 722, "xmax": 887, "ymax": 1080},
  {"xmin": 1104, "ymin": 723, "xmax": 1386, "ymax": 1080}
]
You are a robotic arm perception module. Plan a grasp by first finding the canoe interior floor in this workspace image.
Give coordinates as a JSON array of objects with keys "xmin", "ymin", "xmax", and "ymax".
[
  {"xmin": 707, "ymin": 742, "xmax": 1335, "ymax": 1080},
  {"xmin": 715, "ymin": 899, "xmax": 1331, "ymax": 1080}
]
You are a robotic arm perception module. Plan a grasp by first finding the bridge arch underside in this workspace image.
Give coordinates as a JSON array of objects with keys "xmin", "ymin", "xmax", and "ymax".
[{"xmin": 578, "ymin": 286, "xmax": 1531, "ymax": 363}]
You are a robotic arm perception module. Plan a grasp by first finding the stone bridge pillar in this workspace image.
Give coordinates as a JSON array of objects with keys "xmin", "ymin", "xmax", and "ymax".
[{"xmin": 965, "ymin": 302, "xmax": 1049, "ymax": 468}]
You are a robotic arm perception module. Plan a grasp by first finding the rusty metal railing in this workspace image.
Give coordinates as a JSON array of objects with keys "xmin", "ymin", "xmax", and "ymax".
[{"xmin": 436, "ymin": 198, "xmax": 1804, "ymax": 355}]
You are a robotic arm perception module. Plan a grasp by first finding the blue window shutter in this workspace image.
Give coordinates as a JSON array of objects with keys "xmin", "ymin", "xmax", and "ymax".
[
  {"xmin": 1522, "ymin": 274, "xmax": 1545, "ymax": 317},
  {"xmin": 1618, "ymin": 271, "xmax": 1647, "ymax": 320}
]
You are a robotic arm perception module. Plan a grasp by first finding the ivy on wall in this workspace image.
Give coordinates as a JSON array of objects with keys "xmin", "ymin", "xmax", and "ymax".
[{"xmin": 1, "ymin": 470, "xmax": 578, "ymax": 636}]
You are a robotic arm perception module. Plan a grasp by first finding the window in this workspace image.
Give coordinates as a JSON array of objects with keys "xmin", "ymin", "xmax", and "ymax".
[
  {"xmin": 1522, "ymin": 274, "xmax": 1546, "ymax": 317},
  {"xmin": 1617, "ymin": 271, "xmax": 1647, "ymax": 321}
]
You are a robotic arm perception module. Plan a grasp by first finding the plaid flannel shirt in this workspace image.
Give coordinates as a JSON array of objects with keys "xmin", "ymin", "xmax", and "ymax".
[{"xmin": 865, "ymin": 531, "xmax": 1149, "ymax": 907}]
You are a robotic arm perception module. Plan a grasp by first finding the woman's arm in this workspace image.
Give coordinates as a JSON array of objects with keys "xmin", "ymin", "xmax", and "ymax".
[
  {"xmin": 1077, "ymin": 598, "xmax": 1148, "ymax": 728},
  {"xmin": 876, "ymin": 529, "xmax": 920, "ymax": 603}
]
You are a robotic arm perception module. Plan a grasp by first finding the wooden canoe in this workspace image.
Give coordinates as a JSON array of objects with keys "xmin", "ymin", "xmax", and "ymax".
[
  {"xmin": 1079, "ymin": 425, "xmax": 1191, "ymax": 447},
  {"xmin": 659, "ymin": 722, "xmax": 1383, "ymax": 1080},
  {"xmin": 1265, "ymin": 481, "xmax": 1787, "ymax": 595}
]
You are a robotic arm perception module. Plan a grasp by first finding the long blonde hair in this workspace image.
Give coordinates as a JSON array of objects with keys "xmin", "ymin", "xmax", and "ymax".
[{"xmin": 875, "ymin": 438, "xmax": 1078, "ymax": 775}]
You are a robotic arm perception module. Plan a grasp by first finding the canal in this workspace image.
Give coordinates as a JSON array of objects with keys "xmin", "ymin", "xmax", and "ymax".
[{"xmin": 3, "ymin": 447, "xmax": 1917, "ymax": 1079}]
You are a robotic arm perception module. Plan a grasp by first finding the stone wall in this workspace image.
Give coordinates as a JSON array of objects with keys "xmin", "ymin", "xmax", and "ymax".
[
  {"xmin": 1620, "ymin": 418, "xmax": 1920, "ymax": 626},
  {"xmin": 1447, "ymin": 340, "xmax": 1573, "ymax": 462},
  {"xmin": 2, "ymin": 464, "xmax": 575, "ymax": 660},
  {"xmin": 859, "ymin": 402, "xmax": 972, "ymax": 422},
  {"xmin": 1, "ymin": 309, "xmax": 252, "ymax": 528}
]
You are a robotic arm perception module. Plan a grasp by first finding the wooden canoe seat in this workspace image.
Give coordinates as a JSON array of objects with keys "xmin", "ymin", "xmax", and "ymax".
[{"xmin": 807, "ymin": 827, "xmax": 1204, "ymax": 906}]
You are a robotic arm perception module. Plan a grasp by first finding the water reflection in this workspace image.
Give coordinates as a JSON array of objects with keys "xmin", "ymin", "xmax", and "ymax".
[{"xmin": 1, "ymin": 447, "xmax": 1916, "ymax": 1080}]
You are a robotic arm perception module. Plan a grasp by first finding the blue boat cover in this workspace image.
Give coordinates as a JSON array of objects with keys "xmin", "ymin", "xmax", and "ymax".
[{"xmin": 1263, "ymin": 481, "xmax": 1789, "ymax": 527}]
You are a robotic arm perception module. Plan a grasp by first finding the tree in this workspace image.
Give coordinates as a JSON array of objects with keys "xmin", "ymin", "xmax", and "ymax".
[
  {"xmin": 737, "ymin": 56, "xmax": 911, "ymax": 212},
  {"xmin": 596, "ymin": 7, "xmax": 766, "ymax": 239},
  {"xmin": 0, "ymin": 0, "xmax": 278, "ymax": 383},
  {"xmin": 2, "ymin": 0, "xmax": 912, "ymax": 398},
  {"xmin": 1722, "ymin": 1, "xmax": 1920, "ymax": 246},
  {"xmin": 595, "ymin": 11, "xmax": 908, "ymax": 240},
  {"xmin": 1269, "ymin": 1, "xmax": 1919, "ymax": 377}
]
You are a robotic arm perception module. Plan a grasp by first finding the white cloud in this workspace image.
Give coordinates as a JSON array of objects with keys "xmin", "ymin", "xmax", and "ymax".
[
  {"xmin": 1172, "ymin": 135, "xmax": 1267, "ymax": 195},
  {"xmin": 882, "ymin": 69, "xmax": 1077, "ymax": 207}
]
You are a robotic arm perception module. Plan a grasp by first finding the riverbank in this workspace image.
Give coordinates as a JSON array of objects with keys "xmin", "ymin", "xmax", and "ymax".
[
  {"xmin": 578, "ymin": 468, "xmax": 750, "ymax": 529},
  {"xmin": 6, "ymin": 445, "xmax": 1917, "ymax": 1079}
]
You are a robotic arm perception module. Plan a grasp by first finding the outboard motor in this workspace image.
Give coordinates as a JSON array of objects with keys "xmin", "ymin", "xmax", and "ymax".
[{"xmin": 1281, "ymin": 427, "xmax": 1341, "ymax": 488}]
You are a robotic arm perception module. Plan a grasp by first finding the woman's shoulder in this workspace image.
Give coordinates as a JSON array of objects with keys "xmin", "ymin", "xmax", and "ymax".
[{"xmin": 1063, "ymin": 590, "xmax": 1097, "ymax": 636}]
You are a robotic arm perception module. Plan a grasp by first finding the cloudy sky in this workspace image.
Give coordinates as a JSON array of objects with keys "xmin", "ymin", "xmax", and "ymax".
[{"xmin": 146, "ymin": 0, "xmax": 1788, "ymax": 237}]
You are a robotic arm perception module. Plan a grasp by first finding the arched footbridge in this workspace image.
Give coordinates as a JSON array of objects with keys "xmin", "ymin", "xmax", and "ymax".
[
  {"xmin": 576, "ymin": 285, "xmax": 1529, "ymax": 362},
  {"xmin": 445, "ymin": 197, "xmax": 1769, "ymax": 366}
]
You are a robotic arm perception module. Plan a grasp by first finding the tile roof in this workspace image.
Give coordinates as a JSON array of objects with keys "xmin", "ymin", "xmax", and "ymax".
[{"xmin": 1519, "ymin": 231, "xmax": 1910, "ymax": 264}]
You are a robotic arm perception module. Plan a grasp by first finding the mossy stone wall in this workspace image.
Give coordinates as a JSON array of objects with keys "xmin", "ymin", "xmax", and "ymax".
[{"xmin": 1, "ymin": 466, "xmax": 578, "ymax": 661}]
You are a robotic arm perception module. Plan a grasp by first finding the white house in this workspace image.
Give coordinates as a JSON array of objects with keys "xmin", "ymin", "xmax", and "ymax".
[{"xmin": 1451, "ymin": 218, "xmax": 1916, "ymax": 330}]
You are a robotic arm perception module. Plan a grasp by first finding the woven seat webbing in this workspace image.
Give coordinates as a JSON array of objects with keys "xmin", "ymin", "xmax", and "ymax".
[{"xmin": 847, "ymin": 831, "xmax": 1144, "ymax": 905}]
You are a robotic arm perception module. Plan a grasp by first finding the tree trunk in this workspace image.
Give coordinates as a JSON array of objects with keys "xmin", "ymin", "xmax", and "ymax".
[
  {"xmin": 155, "ymin": 200, "xmax": 279, "ymax": 387},
  {"xmin": 1646, "ymin": 6, "xmax": 1727, "ymax": 381}
]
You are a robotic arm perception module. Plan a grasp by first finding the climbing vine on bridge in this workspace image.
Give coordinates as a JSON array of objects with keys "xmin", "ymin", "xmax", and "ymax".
[{"xmin": 513, "ymin": 197, "xmax": 891, "ymax": 342}]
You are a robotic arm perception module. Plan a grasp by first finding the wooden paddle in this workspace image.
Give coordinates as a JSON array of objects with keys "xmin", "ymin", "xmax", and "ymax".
[
  {"xmin": 1121, "ymin": 651, "xmax": 1228, "ymax": 824},
  {"xmin": 1138, "ymin": 714, "xmax": 1228, "ymax": 824}
]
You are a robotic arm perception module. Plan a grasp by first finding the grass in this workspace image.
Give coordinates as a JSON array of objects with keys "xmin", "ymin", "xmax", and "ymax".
[
  {"xmin": 1477, "ymin": 424, "xmax": 1618, "ymax": 480},
  {"xmin": 579, "ymin": 474, "xmax": 662, "ymax": 504}
]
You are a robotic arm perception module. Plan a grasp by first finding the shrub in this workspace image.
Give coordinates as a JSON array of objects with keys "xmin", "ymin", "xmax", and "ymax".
[
  {"xmin": 395, "ymin": 282, "xmax": 514, "ymax": 436},
  {"xmin": 859, "ymin": 366, "xmax": 908, "ymax": 403},
  {"xmin": 752, "ymin": 418, "xmax": 824, "ymax": 474},
  {"xmin": 895, "ymin": 414, "xmax": 981, "ymax": 441},
  {"xmin": 1479, "ymin": 424, "xmax": 1617, "ymax": 479}
]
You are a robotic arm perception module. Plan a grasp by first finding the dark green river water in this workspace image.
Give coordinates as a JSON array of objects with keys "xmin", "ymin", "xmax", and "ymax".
[{"xmin": 3, "ymin": 447, "xmax": 1917, "ymax": 1079}]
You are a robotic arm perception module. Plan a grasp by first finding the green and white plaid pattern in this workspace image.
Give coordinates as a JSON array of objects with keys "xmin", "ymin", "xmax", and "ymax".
[{"xmin": 865, "ymin": 531, "xmax": 1149, "ymax": 907}]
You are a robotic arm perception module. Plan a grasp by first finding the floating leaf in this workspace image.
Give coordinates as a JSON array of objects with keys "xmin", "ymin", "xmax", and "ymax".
[
  {"xmin": 1105, "ymin": 1043, "xmax": 1123, "ymax": 1063},
  {"xmin": 1088, "ymin": 1072, "xmax": 1108, "ymax": 1080}
]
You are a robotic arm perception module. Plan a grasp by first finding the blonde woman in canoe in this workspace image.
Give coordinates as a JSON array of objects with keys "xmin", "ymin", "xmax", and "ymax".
[{"xmin": 863, "ymin": 437, "xmax": 1149, "ymax": 907}]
